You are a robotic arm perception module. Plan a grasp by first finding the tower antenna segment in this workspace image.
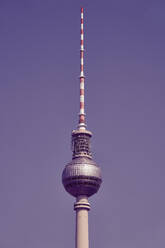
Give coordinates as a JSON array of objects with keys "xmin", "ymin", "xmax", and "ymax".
[{"xmin": 78, "ymin": 7, "xmax": 86, "ymax": 130}]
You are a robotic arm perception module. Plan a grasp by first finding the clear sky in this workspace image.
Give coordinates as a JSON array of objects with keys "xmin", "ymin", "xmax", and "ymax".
[{"xmin": 0, "ymin": 0, "xmax": 165, "ymax": 248}]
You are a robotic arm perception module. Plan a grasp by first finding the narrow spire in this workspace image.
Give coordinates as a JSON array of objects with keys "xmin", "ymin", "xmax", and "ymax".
[{"xmin": 78, "ymin": 7, "xmax": 86, "ymax": 130}]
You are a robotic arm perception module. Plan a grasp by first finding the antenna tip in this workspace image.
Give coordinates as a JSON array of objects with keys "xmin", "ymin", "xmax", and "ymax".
[{"xmin": 81, "ymin": 7, "xmax": 83, "ymax": 13}]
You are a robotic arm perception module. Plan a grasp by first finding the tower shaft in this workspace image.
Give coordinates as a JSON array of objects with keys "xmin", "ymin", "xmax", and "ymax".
[{"xmin": 74, "ymin": 196, "xmax": 90, "ymax": 248}]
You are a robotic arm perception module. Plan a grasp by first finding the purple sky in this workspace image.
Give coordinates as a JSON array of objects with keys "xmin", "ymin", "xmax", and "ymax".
[{"xmin": 0, "ymin": 0, "xmax": 165, "ymax": 248}]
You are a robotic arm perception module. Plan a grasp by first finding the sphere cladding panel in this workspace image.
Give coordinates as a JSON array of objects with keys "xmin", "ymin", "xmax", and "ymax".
[{"xmin": 62, "ymin": 157, "xmax": 102, "ymax": 197}]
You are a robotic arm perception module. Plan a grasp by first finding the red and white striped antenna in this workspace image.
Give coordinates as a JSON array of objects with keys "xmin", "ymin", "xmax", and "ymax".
[{"xmin": 78, "ymin": 7, "xmax": 86, "ymax": 130}]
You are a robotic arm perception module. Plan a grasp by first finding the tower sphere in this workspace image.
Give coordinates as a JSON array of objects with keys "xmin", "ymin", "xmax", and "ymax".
[{"xmin": 62, "ymin": 156, "xmax": 102, "ymax": 197}]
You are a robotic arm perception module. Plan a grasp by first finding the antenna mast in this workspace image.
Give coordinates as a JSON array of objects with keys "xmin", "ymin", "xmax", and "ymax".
[{"xmin": 78, "ymin": 7, "xmax": 86, "ymax": 130}]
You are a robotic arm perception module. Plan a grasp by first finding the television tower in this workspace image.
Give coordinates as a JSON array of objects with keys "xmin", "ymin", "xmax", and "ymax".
[{"xmin": 62, "ymin": 8, "xmax": 102, "ymax": 248}]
